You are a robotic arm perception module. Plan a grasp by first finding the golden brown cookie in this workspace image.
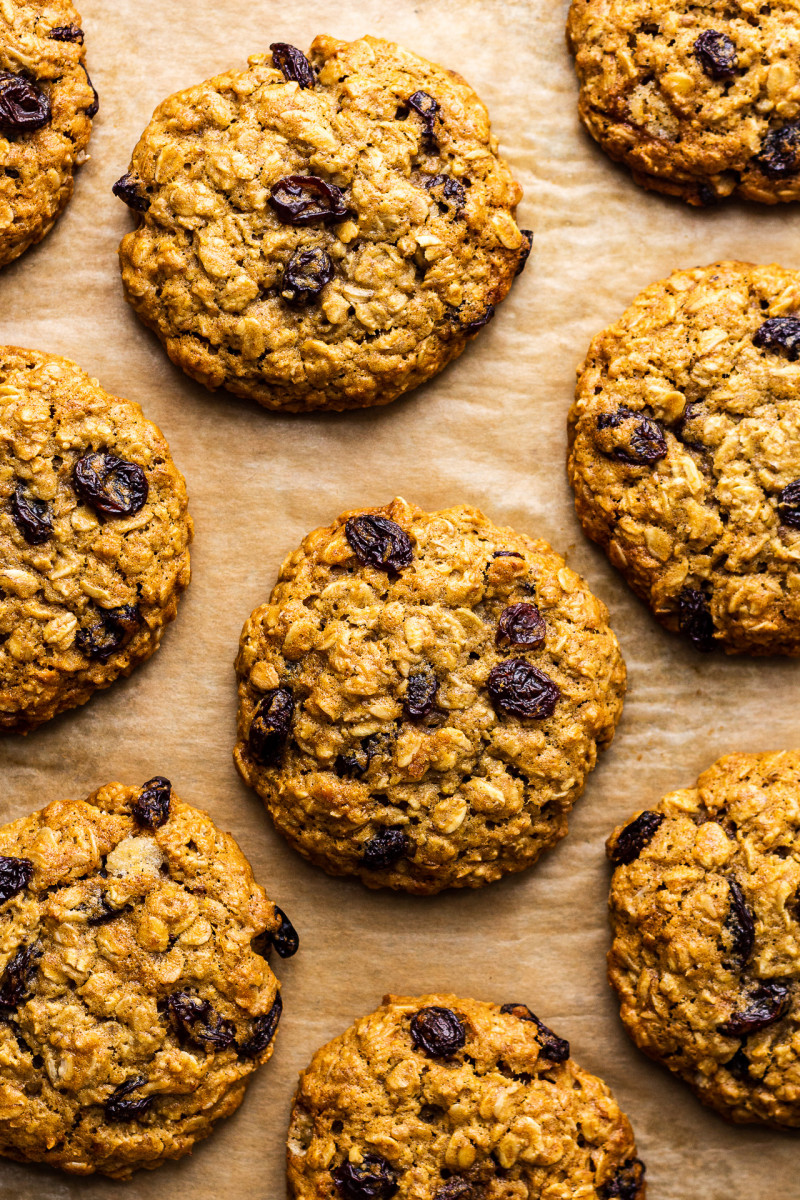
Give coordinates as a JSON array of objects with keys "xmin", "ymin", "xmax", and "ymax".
[
  {"xmin": 0, "ymin": 346, "xmax": 192, "ymax": 733},
  {"xmin": 287, "ymin": 992, "xmax": 646, "ymax": 1199},
  {"xmin": 115, "ymin": 35, "xmax": 528, "ymax": 413},
  {"xmin": 234, "ymin": 497, "xmax": 625, "ymax": 894},
  {"xmin": 0, "ymin": 777, "xmax": 298, "ymax": 1176},
  {"xmin": 607, "ymin": 750, "xmax": 800, "ymax": 1127}
]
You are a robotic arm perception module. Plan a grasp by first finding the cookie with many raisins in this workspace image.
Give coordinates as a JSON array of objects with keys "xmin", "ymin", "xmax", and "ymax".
[
  {"xmin": 0, "ymin": 1, "xmax": 97, "ymax": 267},
  {"xmin": 0, "ymin": 346, "xmax": 192, "ymax": 732},
  {"xmin": 234, "ymin": 497, "xmax": 625, "ymax": 893},
  {"xmin": 568, "ymin": 262, "xmax": 800, "ymax": 656},
  {"xmin": 567, "ymin": 1, "xmax": 800, "ymax": 205},
  {"xmin": 115, "ymin": 35, "xmax": 528, "ymax": 413},
  {"xmin": 287, "ymin": 993, "xmax": 646, "ymax": 1199},
  {"xmin": 0, "ymin": 778, "xmax": 297, "ymax": 1176},
  {"xmin": 608, "ymin": 750, "xmax": 800, "ymax": 1126}
]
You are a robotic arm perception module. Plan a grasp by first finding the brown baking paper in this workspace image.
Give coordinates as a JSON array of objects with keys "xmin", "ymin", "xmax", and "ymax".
[{"xmin": 1, "ymin": 1, "xmax": 799, "ymax": 1196}]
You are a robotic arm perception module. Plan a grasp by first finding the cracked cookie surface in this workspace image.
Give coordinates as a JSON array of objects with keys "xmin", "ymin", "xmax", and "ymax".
[
  {"xmin": 0, "ymin": 778, "xmax": 294, "ymax": 1176},
  {"xmin": 287, "ymin": 992, "xmax": 645, "ymax": 1200},
  {"xmin": 234, "ymin": 497, "xmax": 625, "ymax": 894},
  {"xmin": 567, "ymin": 0, "xmax": 800, "ymax": 205},
  {"xmin": 1, "ymin": 0, "xmax": 96, "ymax": 267},
  {"xmin": 607, "ymin": 750, "xmax": 800, "ymax": 1126},
  {"xmin": 116, "ymin": 34, "xmax": 527, "ymax": 413},
  {"xmin": 567, "ymin": 262, "xmax": 800, "ymax": 656},
  {"xmin": 0, "ymin": 346, "xmax": 192, "ymax": 733}
]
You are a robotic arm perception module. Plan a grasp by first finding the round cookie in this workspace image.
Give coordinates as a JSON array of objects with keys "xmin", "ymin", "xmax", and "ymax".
[
  {"xmin": 607, "ymin": 750, "xmax": 800, "ymax": 1127},
  {"xmin": 1, "ymin": 1, "xmax": 97, "ymax": 268},
  {"xmin": 567, "ymin": 261, "xmax": 800, "ymax": 656},
  {"xmin": 0, "ymin": 346, "xmax": 192, "ymax": 733},
  {"xmin": 234, "ymin": 497, "xmax": 625, "ymax": 894},
  {"xmin": 567, "ymin": 0, "xmax": 800, "ymax": 206},
  {"xmin": 287, "ymin": 992, "xmax": 646, "ymax": 1199},
  {"xmin": 0, "ymin": 777, "xmax": 298, "ymax": 1176},
  {"xmin": 115, "ymin": 34, "xmax": 528, "ymax": 413}
]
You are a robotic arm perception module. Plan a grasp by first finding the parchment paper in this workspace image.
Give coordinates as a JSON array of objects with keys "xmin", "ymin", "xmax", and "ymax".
[{"xmin": 1, "ymin": 2, "xmax": 799, "ymax": 1196}]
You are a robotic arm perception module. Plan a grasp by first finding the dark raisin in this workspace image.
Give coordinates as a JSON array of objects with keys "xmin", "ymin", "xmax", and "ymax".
[
  {"xmin": 333, "ymin": 1155, "xmax": 398, "ymax": 1200},
  {"xmin": 345, "ymin": 514, "xmax": 413, "ymax": 575},
  {"xmin": 726, "ymin": 1046, "xmax": 752, "ymax": 1082},
  {"xmin": 422, "ymin": 173, "xmax": 466, "ymax": 211},
  {"xmin": 248, "ymin": 687, "xmax": 295, "ymax": 765},
  {"xmin": 753, "ymin": 316, "xmax": 800, "ymax": 361},
  {"xmin": 281, "ymin": 246, "xmax": 333, "ymax": 305},
  {"xmin": 718, "ymin": 981, "xmax": 792, "ymax": 1037},
  {"xmin": 167, "ymin": 991, "xmax": 236, "ymax": 1050},
  {"xmin": 678, "ymin": 586, "xmax": 715, "ymax": 652},
  {"xmin": 73, "ymin": 450, "xmax": 148, "ymax": 517},
  {"xmin": 599, "ymin": 1158, "xmax": 646, "ymax": 1200},
  {"xmin": 757, "ymin": 124, "xmax": 800, "ymax": 180},
  {"xmin": 486, "ymin": 659, "xmax": 559, "ymax": 720},
  {"xmin": 360, "ymin": 827, "xmax": 411, "ymax": 870},
  {"xmin": 49, "ymin": 24, "xmax": 84, "ymax": 42},
  {"xmin": 404, "ymin": 672, "xmax": 438, "ymax": 719},
  {"xmin": 75, "ymin": 603, "xmax": 140, "ymax": 661},
  {"xmin": 9, "ymin": 484, "xmax": 52, "ymax": 544},
  {"xmin": 516, "ymin": 229, "xmax": 533, "ymax": 276},
  {"xmin": 726, "ymin": 879, "xmax": 755, "ymax": 968},
  {"xmin": 82, "ymin": 66, "xmax": 99, "ymax": 117},
  {"xmin": 410, "ymin": 1006, "xmax": 466, "ymax": 1058},
  {"xmin": 0, "ymin": 71, "xmax": 51, "ymax": 135},
  {"xmin": 132, "ymin": 776, "xmax": 172, "ymax": 829},
  {"xmin": 596, "ymin": 408, "xmax": 668, "ymax": 466},
  {"xmin": 461, "ymin": 305, "xmax": 495, "ymax": 335},
  {"xmin": 0, "ymin": 945, "xmax": 39, "ymax": 1009},
  {"xmin": 238, "ymin": 993, "xmax": 282, "ymax": 1059},
  {"xmin": 777, "ymin": 479, "xmax": 800, "ymax": 528},
  {"xmin": 608, "ymin": 811, "xmax": 663, "ymax": 866},
  {"xmin": 270, "ymin": 42, "xmax": 315, "ymax": 88},
  {"xmin": 335, "ymin": 738, "xmax": 375, "ymax": 778},
  {"xmin": 493, "ymin": 550, "xmax": 523, "ymax": 559},
  {"xmin": 408, "ymin": 90, "xmax": 440, "ymax": 145},
  {"xmin": 105, "ymin": 1075, "xmax": 153, "ymax": 1121},
  {"xmin": 496, "ymin": 603, "xmax": 546, "ymax": 649},
  {"xmin": 500, "ymin": 1002, "xmax": 569, "ymax": 1063},
  {"xmin": 0, "ymin": 856, "xmax": 34, "ymax": 906},
  {"xmin": 87, "ymin": 898, "xmax": 132, "ymax": 926},
  {"xmin": 112, "ymin": 171, "xmax": 150, "ymax": 212},
  {"xmin": 270, "ymin": 906, "xmax": 300, "ymax": 958},
  {"xmin": 693, "ymin": 30, "xmax": 738, "ymax": 80},
  {"xmin": 269, "ymin": 176, "xmax": 348, "ymax": 225}
]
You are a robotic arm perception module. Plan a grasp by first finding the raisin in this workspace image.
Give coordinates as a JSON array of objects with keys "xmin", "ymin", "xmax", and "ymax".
[
  {"xmin": 500, "ymin": 1002, "xmax": 569, "ymax": 1063},
  {"xmin": 82, "ymin": 66, "xmax": 99, "ymax": 117},
  {"xmin": 0, "ymin": 856, "xmax": 34, "ymax": 906},
  {"xmin": 132, "ymin": 776, "xmax": 172, "ymax": 829},
  {"xmin": 360, "ymin": 827, "xmax": 411, "ymax": 870},
  {"xmin": 596, "ymin": 408, "xmax": 668, "ymax": 466},
  {"xmin": 112, "ymin": 171, "xmax": 150, "ymax": 211},
  {"xmin": 408, "ymin": 90, "xmax": 440, "ymax": 145},
  {"xmin": 333, "ymin": 1155, "xmax": 398, "ymax": 1200},
  {"xmin": 87, "ymin": 898, "xmax": 132, "ymax": 926},
  {"xmin": 248, "ymin": 687, "xmax": 295, "ymax": 765},
  {"xmin": 49, "ymin": 24, "xmax": 84, "ymax": 42},
  {"xmin": 516, "ymin": 229, "xmax": 533, "ymax": 276},
  {"xmin": 678, "ymin": 586, "xmax": 715, "ymax": 652},
  {"xmin": 105, "ymin": 1075, "xmax": 153, "ymax": 1121},
  {"xmin": 238, "ymin": 993, "xmax": 282, "ymax": 1059},
  {"xmin": 599, "ymin": 1158, "xmax": 646, "ymax": 1200},
  {"xmin": 167, "ymin": 991, "xmax": 236, "ymax": 1050},
  {"xmin": 496, "ymin": 603, "xmax": 546, "ymax": 649},
  {"xmin": 9, "ymin": 484, "xmax": 52, "ymax": 544},
  {"xmin": 422, "ymin": 173, "xmax": 466, "ymax": 211},
  {"xmin": 75, "ymin": 604, "xmax": 140, "ymax": 661},
  {"xmin": 608, "ymin": 811, "xmax": 663, "ymax": 866},
  {"xmin": 777, "ymin": 480, "xmax": 800, "ymax": 528},
  {"xmin": 486, "ymin": 659, "xmax": 559, "ymax": 720},
  {"xmin": 335, "ymin": 738, "xmax": 376, "ymax": 778},
  {"xmin": 0, "ymin": 71, "xmax": 51, "ymax": 135},
  {"xmin": 0, "ymin": 944, "xmax": 40, "ymax": 1009},
  {"xmin": 757, "ymin": 124, "xmax": 800, "ymax": 180},
  {"xmin": 403, "ymin": 672, "xmax": 438, "ymax": 719},
  {"xmin": 270, "ymin": 42, "xmax": 315, "ymax": 88},
  {"xmin": 693, "ymin": 30, "xmax": 738, "ymax": 80},
  {"xmin": 269, "ymin": 176, "xmax": 348, "ymax": 225},
  {"xmin": 753, "ymin": 316, "xmax": 800, "ymax": 361},
  {"xmin": 726, "ymin": 1046, "xmax": 752, "ymax": 1082},
  {"xmin": 726, "ymin": 879, "xmax": 755, "ymax": 968},
  {"xmin": 461, "ymin": 305, "xmax": 495, "ymax": 335},
  {"xmin": 493, "ymin": 550, "xmax": 523, "ymax": 559},
  {"xmin": 410, "ymin": 1006, "xmax": 466, "ymax": 1058},
  {"xmin": 73, "ymin": 450, "xmax": 148, "ymax": 517},
  {"xmin": 269, "ymin": 906, "xmax": 300, "ymax": 958},
  {"xmin": 718, "ymin": 981, "xmax": 791, "ymax": 1037},
  {"xmin": 345, "ymin": 514, "xmax": 413, "ymax": 574},
  {"xmin": 281, "ymin": 246, "xmax": 333, "ymax": 305}
]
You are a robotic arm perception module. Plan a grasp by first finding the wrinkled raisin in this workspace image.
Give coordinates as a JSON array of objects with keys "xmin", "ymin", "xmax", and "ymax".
[
  {"xmin": 105, "ymin": 1075, "xmax": 152, "ymax": 1121},
  {"xmin": 493, "ymin": 550, "xmax": 523, "ymax": 559},
  {"xmin": 777, "ymin": 479, "xmax": 800, "ymax": 528},
  {"xmin": 461, "ymin": 304, "xmax": 495, "ymax": 335},
  {"xmin": 269, "ymin": 906, "xmax": 300, "ymax": 958},
  {"xmin": 0, "ymin": 856, "xmax": 33, "ymax": 906},
  {"xmin": 693, "ymin": 30, "xmax": 738, "ymax": 80},
  {"xmin": 408, "ymin": 90, "xmax": 439, "ymax": 145},
  {"xmin": 270, "ymin": 42, "xmax": 315, "ymax": 88},
  {"xmin": 238, "ymin": 993, "xmax": 282, "ymax": 1059},
  {"xmin": 718, "ymin": 981, "xmax": 791, "ymax": 1037},
  {"xmin": 422, "ymin": 173, "xmax": 466, "ymax": 211},
  {"xmin": 132, "ymin": 776, "xmax": 171, "ymax": 829},
  {"xmin": 112, "ymin": 171, "xmax": 150, "ymax": 211},
  {"xmin": 678, "ymin": 586, "xmax": 715, "ymax": 652},
  {"xmin": 345, "ymin": 514, "xmax": 413, "ymax": 574},
  {"xmin": 608, "ymin": 811, "xmax": 663, "ymax": 866},
  {"xmin": 0, "ymin": 945, "xmax": 39, "ymax": 1009},
  {"xmin": 333, "ymin": 1155, "xmax": 398, "ymax": 1200},
  {"xmin": 599, "ymin": 1159, "xmax": 646, "ymax": 1200},
  {"xmin": 49, "ymin": 25, "xmax": 84, "ymax": 42},
  {"xmin": 82, "ymin": 66, "xmax": 98, "ymax": 117},
  {"xmin": 248, "ymin": 687, "xmax": 295, "ymax": 765},
  {"xmin": 757, "ymin": 124, "xmax": 800, "ymax": 180},
  {"xmin": 0, "ymin": 71, "xmax": 51, "ymax": 135},
  {"xmin": 281, "ymin": 245, "xmax": 333, "ymax": 305},
  {"xmin": 335, "ymin": 738, "xmax": 376, "ymax": 779},
  {"xmin": 73, "ymin": 450, "xmax": 148, "ymax": 517},
  {"xmin": 486, "ymin": 659, "xmax": 559, "ymax": 720},
  {"xmin": 500, "ymin": 1002, "xmax": 569, "ymax": 1063},
  {"xmin": 167, "ymin": 991, "xmax": 236, "ymax": 1049},
  {"xmin": 726, "ymin": 1046, "xmax": 752, "ymax": 1082},
  {"xmin": 360, "ymin": 827, "xmax": 411, "ymax": 870},
  {"xmin": 75, "ymin": 604, "xmax": 140, "ymax": 661},
  {"xmin": 596, "ymin": 408, "xmax": 668, "ymax": 466},
  {"xmin": 496, "ymin": 603, "xmax": 546, "ymax": 649},
  {"xmin": 726, "ymin": 879, "xmax": 755, "ymax": 967},
  {"xmin": 9, "ymin": 484, "xmax": 52, "ymax": 544},
  {"xmin": 403, "ymin": 672, "xmax": 438, "ymax": 718},
  {"xmin": 410, "ymin": 1006, "xmax": 466, "ymax": 1058},
  {"xmin": 516, "ymin": 229, "xmax": 533, "ymax": 276},
  {"xmin": 753, "ymin": 316, "xmax": 800, "ymax": 361},
  {"xmin": 269, "ymin": 175, "xmax": 347, "ymax": 225}
]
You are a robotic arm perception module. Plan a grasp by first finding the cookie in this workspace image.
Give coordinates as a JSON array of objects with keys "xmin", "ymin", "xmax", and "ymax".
[
  {"xmin": 115, "ymin": 34, "xmax": 528, "ymax": 413},
  {"xmin": 607, "ymin": 750, "xmax": 800, "ymax": 1127},
  {"xmin": 234, "ymin": 497, "xmax": 625, "ymax": 894},
  {"xmin": 287, "ymin": 992, "xmax": 645, "ymax": 1199},
  {"xmin": 567, "ymin": 261, "xmax": 800, "ymax": 656},
  {"xmin": 567, "ymin": 1, "xmax": 800, "ymax": 206},
  {"xmin": 0, "ymin": 777, "xmax": 297, "ymax": 1176},
  {"xmin": 0, "ymin": 346, "xmax": 192, "ymax": 733},
  {"xmin": 1, "ymin": 1, "xmax": 96, "ymax": 268}
]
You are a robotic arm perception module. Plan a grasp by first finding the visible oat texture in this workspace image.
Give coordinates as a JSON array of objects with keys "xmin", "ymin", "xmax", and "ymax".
[
  {"xmin": 607, "ymin": 750, "xmax": 800, "ymax": 1126},
  {"xmin": 0, "ymin": 346, "xmax": 192, "ymax": 733},
  {"xmin": 0, "ymin": 0, "xmax": 96, "ymax": 267},
  {"xmin": 567, "ymin": 262, "xmax": 800, "ymax": 656},
  {"xmin": 0, "ymin": 779, "xmax": 288, "ymax": 1176},
  {"xmin": 287, "ymin": 992, "xmax": 646, "ymax": 1200},
  {"xmin": 116, "ymin": 34, "xmax": 527, "ymax": 413},
  {"xmin": 234, "ymin": 498, "xmax": 625, "ymax": 894},
  {"xmin": 567, "ymin": 0, "xmax": 800, "ymax": 205}
]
